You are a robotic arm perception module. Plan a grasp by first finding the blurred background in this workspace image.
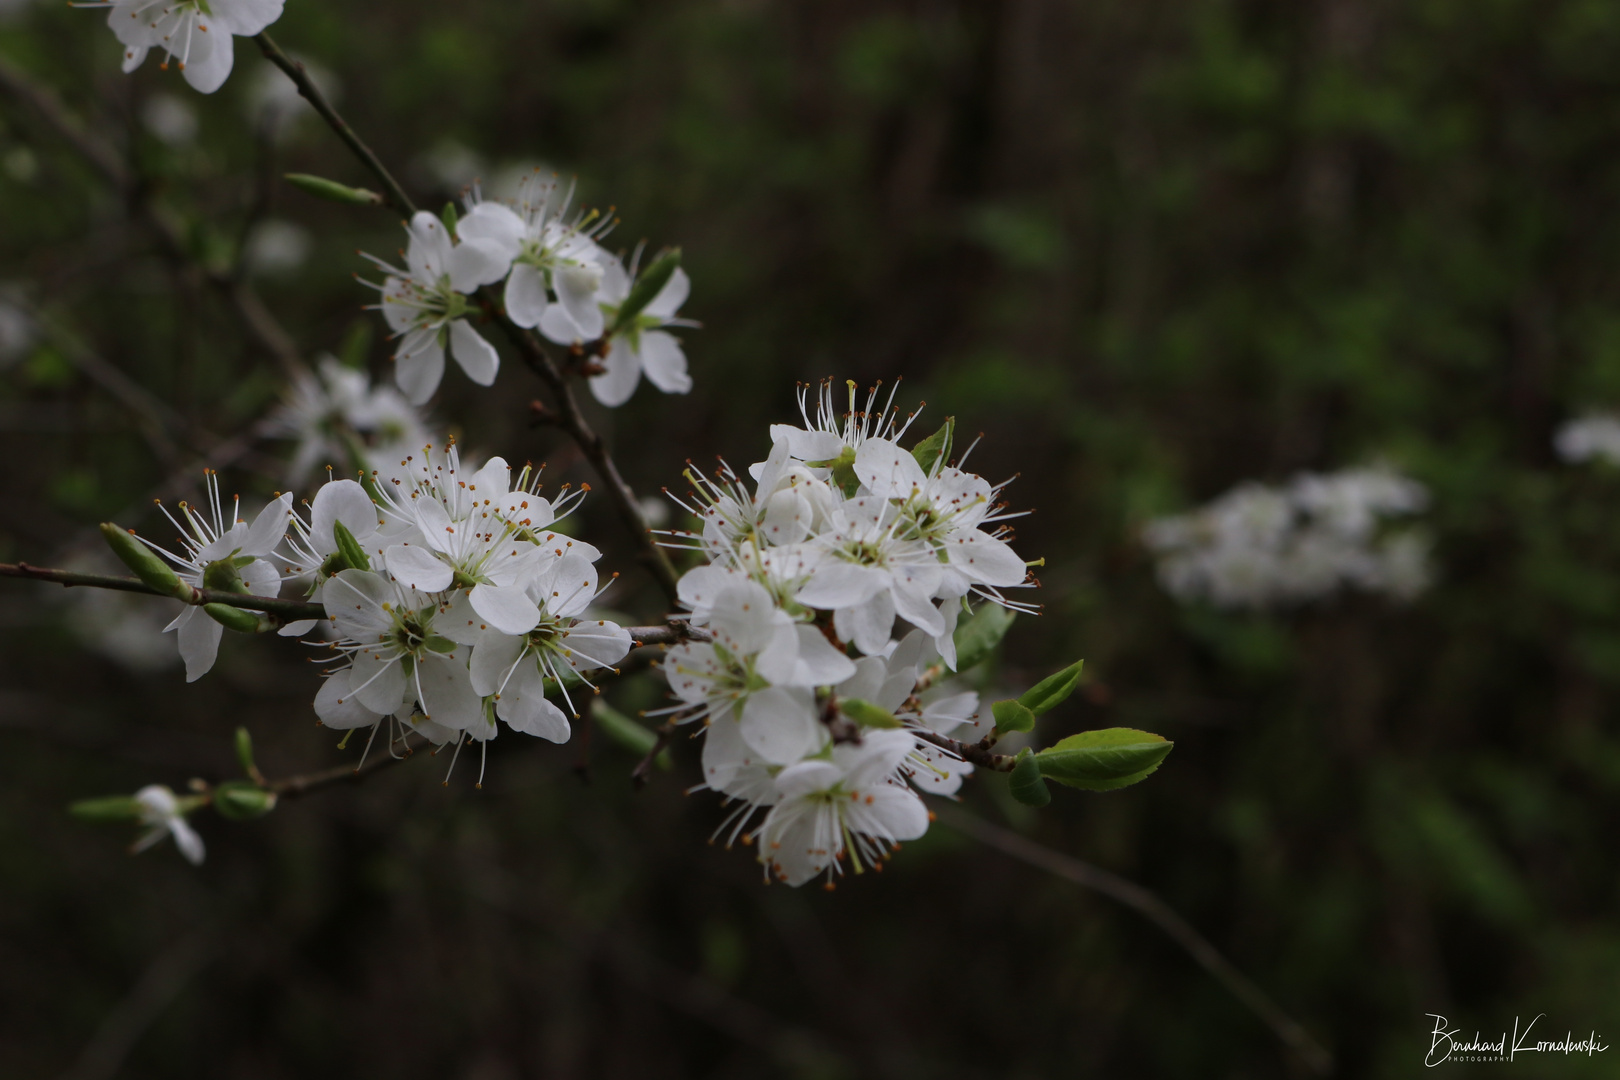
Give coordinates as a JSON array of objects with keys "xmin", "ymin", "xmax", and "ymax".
[{"xmin": 4, "ymin": 0, "xmax": 1620, "ymax": 1076}]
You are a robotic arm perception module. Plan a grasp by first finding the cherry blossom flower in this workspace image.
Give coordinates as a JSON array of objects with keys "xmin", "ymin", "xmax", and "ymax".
[
  {"xmin": 94, "ymin": 0, "xmax": 286, "ymax": 95},
  {"xmin": 542, "ymin": 253, "xmax": 694, "ymax": 407},
  {"xmin": 133, "ymin": 785, "xmax": 204, "ymax": 864}
]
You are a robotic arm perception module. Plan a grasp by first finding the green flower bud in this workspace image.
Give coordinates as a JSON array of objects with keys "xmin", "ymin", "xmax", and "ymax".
[
  {"xmin": 204, "ymin": 603, "xmax": 271, "ymax": 634},
  {"xmin": 99, "ymin": 522, "xmax": 189, "ymax": 600},
  {"xmin": 284, "ymin": 173, "xmax": 383, "ymax": 206},
  {"xmin": 611, "ymin": 248, "xmax": 681, "ymax": 334},
  {"xmin": 212, "ymin": 780, "xmax": 278, "ymax": 821},
  {"xmin": 68, "ymin": 795, "xmax": 143, "ymax": 822},
  {"xmin": 841, "ymin": 698, "xmax": 903, "ymax": 729}
]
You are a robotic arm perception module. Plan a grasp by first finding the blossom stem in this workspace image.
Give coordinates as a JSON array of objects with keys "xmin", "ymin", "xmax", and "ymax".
[
  {"xmin": 0, "ymin": 560, "xmax": 702, "ymax": 642},
  {"xmin": 253, "ymin": 33, "xmax": 418, "ymax": 216}
]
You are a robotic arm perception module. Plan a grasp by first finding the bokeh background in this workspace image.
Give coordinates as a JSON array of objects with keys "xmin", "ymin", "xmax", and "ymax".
[{"xmin": 4, "ymin": 0, "xmax": 1620, "ymax": 1076}]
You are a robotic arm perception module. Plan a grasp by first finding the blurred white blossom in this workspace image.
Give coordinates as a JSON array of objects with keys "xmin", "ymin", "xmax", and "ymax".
[
  {"xmin": 140, "ymin": 93, "xmax": 197, "ymax": 146},
  {"xmin": 268, "ymin": 355, "xmax": 431, "ymax": 484},
  {"xmin": 243, "ymin": 219, "xmax": 313, "ymax": 277},
  {"xmin": 1554, "ymin": 414, "xmax": 1620, "ymax": 466},
  {"xmin": 1143, "ymin": 467, "xmax": 1432, "ymax": 609}
]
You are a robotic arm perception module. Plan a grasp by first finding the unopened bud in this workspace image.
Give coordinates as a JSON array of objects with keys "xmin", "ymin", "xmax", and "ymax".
[
  {"xmin": 212, "ymin": 780, "xmax": 278, "ymax": 821},
  {"xmin": 204, "ymin": 603, "xmax": 272, "ymax": 634},
  {"xmin": 841, "ymin": 698, "xmax": 903, "ymax": 730},
  {"xmin": 100, "ymin": 522, "xmax": 189, "ymax": 600},
  {"xmin": 284, "ymin": 173, "xmax": 384, "ymax": 206},
  {"xmin": 332, "ymin": 520, "xmax": 371, "ymax": 572}
]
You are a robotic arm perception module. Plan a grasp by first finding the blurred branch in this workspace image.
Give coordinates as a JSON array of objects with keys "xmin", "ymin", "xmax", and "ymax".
[
  {"xmin": 941, "ymin": 807, "xmax": 1334, "ymax": 1076},
  {"xmin": 0, "ymin": 53, "xmax": 306, "ymax": 379},
  {"xmin": 254, "ymin": 32, "xmax": 416, "ymax": 216},
  {"xmin": 914, "ymin": 729, "xmax": 1018, "ymax": 772},
  {"xmin": 57, "ymin": 928, "xmax": 215, "ymax": 1080}
]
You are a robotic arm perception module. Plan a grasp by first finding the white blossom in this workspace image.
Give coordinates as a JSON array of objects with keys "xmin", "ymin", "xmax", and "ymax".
[
  {"xmin": 267, "ymin": 356, "xmax": 431, "ymax": 485},
  {"xmin": 1555, "ymin": 413, "xmax": 1620, "ymax": 466},
  {"xmin": 141, "ymin": 471, "xmax": 292, "ymax": 681},
  {"xmin": 93, "ymin": 0, "xmax": 286, "ymax": 94},
  {"xmin": 363, "ymin": 212, "xmax": 510, "ymax": 405},
  {"xmin": 133, "ymin": 785, "xmax": 204, "ymax": 864},
  {"xmin": 542, "ymin": 253, "xmax": 694, "ymax": 407}
]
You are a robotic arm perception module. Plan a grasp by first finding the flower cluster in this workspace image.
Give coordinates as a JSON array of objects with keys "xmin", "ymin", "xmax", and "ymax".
[
  {"xmin": 293, "ymin": 443, "xmax": 632, "ymax": 778},
  {"xmin": 659, "ymin": 381, "xmax": 1033, "ymax": 886},
  {"xmin": 1142, "ymin": 467, "xmax": 1432, "ymax": 609},
  {"xmin": 1554, "ymin": 414, "xmax": 1620, "ymax": 466},
  {"xmin": 361, "ymin": 174, "xmax": 694, "ymax": 407}
]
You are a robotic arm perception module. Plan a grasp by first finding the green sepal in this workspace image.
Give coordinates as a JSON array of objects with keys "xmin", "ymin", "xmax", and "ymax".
[
  {"xmin": 99, "ymin": 522, "xmax": 188, "ymax": 600},
  {"xmin": 611, "ymin": 248, "xmax": 681, "ymax": 334},
  {"xmin": 332, "ymin": 520, "xmax": 371, "ymax": 572},
  {"xmin": 807, "ymin": 446, "xmax": 861, "ymax": 497},
  {"xmin": 234, "ymin": 726, "xmax": 256, "ymax": 777},
  {"xmin": 202, "ymin": 558, "xmax": 247, "ymax": 594},
  {"xmin": 1008, "ymin": 748, "xmax": 1051, "ymax": 807},
  {"xmin": 68, "ymin": 795, "xmax": 142, "ymax": 822},
  {"xmin": 212, "ymin": 780, "xmax": 278, "ymax": 821},
  {"xmin": 841, "ymin": 698, "xmax": 903, "ymax": 729},
  {"xmin": 991, "ymin": 698, "xmax": 1036, "ymax": 736},
  {"xmin": 440, "ymin": 201, "xmax": 459, "ymax": 235},
  {"xmin": 283, "ymin": 173, "xmax": 383, "ymax": 207},
  {"xmin": 1018, "ymin": 659, "xmax": 1085, "ymax": 717},
  {"xmin": 1035, "ymin": 728, "xmax": 1173, "ymax": 791},
  {"xmin": 910, "ymin": 417, "xmax": 955, "ymax": 474},
  {"xmin": 423, "ymin": 635, "xmax": 458, "ymax": 654},
  {"xmin": 592, "ymin": 701, "xmax": 672, "ymax": 769},
  {"xmin": 952, "ymin": 603, "xmax": 1015, "ymax": 672},
  {"xmin": 204, "ymin": 602, "xmax": 269, "ymax": 634}
]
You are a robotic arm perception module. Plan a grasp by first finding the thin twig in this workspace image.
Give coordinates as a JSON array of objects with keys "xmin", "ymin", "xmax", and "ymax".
[
  {"xmin": 253, "ymin": 32, "xmax": 416, "ymax": 216},
  {"xmin": 913, "ymin": 728, "xmax": 1018, "ymax": 772},
  {"xmin": 267, "ymin": 731, "xmax": 426, "ymax": 797},
  {"xmin": 630, "ymin": 721, "xmax": 677, "ymax": 788},
  {"xmin": 940, "ymin": 807, "xmax": 1334, "ymax": 1076}
]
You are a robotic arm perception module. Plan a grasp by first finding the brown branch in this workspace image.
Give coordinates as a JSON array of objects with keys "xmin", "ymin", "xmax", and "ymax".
[
  {"xmin": 267, "ymin": 731, "xmax": 427, "ymax": 798},
  {"xmin": 941, "ymin": 807, "xmax": 1335, "ymax": 1076},
  {"xmin": 630, "ymin": 721, "xmax": 677, "ymax": 789},
  {"xmin": 495, "ymin": 318, "xmax": 683, "ymax": 604},
  {"xmin": 253, "ymin": 32, "xmax": 416, "ymax": 216},
  {"xmin": 913, "ymin": 728, "xmax": 1018, "ymax": 772}
]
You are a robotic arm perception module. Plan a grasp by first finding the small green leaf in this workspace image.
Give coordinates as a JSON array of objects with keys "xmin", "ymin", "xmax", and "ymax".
[
  {"xmin": 611, "ymin": 248, "xmax": 681, "ymax": 334},
  {"xmin": 68, "ymin": 795, "xmax": 142, "ymax": 822},
  {"xmin": 204, "ymin": 602, "xmax": 267, "ymax": 634},
  {"xmin": 1018, "ymin": 659, "xmax": 1085, "ymax": 717},
  {"xmin": 283, "ymin": 173, "xmax": 383, "ymax": 206},
  {"xmin": 1008, "ymin": 749, "xmax": 1051, "ymax": 807},
  {"xmin": 841, "ymin": 698, "xmax": 903, "ymax": 729},
  {"xmin": 991, "ymin": 698, "xmax": 1036, "ymax": 736},
  {"xmin": 332, "ymin": 520, "xmax": 371, "ymax": 572},
  {"xmin": 952, "ymin": 603, "xmax": 1015, "ymax": 672},
  {"xmin": 440, "ymin": 201, "xmax": 459, "ymax": 235},
  {"xmin": 1035, "ymin": 728, "xmax": 1173, "ymax": 791},
  {"xmin": 910, "ymin": 417, "xmax": 955, "ymax": 473},
  {"xmin": 592, "ymin": 701, "xmax": 672, "ymax": 769},
  {"xmin": 100, "ymin": 522, "xmax": 188, "ymax": 600},
  {"xmin": 234, "ymin": 727, "xmax": 256, "ymax": 777},
  {"xmin": 202, "ymin": 558, "xmax": 247, "ymax": 594},
  {"xmin": 423, "ymin": 635, "xmax": 458, "ymax": 654},
  {"xmin": 212, "ymin": 780, "xmax": 277, "ymax": 821}
]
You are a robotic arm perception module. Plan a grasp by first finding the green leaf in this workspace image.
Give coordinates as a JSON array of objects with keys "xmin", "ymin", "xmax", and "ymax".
[
  {"xmin": 202, "ymin": 558, "xmax": 247, "ymax": 594},
  {"xmin": 1008, "ymin": 749, "xmax": 1051, "ymax": 807},
  {"xmin": 68, "ymin": 795, "xmax": 142, "ymax": 822},
  {"xmin": 611, "ymin": 248, "xmax": 681, "ymax": 334},
  {"xmin": 1018, "ymin": 659, "xmax": 1085, "ymax": 717},
  {"xmin": 100, "ymin": 522, "xmax": 188, "ymax": 599},
  {"xmin": 592, "ymin": 701, "xmax": 671, "ymax": 769},
  {"xmin": 841, "ymin": 698, "xmax": 903, "ymax": 729},
  {"xmin": 204, "ymin": 602, "xmax": 267, "ymax": 634},
  {"xmin": 212, "ymin": 780, "xmax": 277, "ymax": 821},
  {"xmin": 423, "ymin": 635, "xmax": 458, "ymax": 654},
  {"xmin": 991, "ymin": 698, "xmax": 1036, "ymax": 735},
  {"xmin": 952, "ymin": 603, "xmax": 1015, "ymax": 672},
  {"xmin": 1035, "ymin": 728, "xmax": 1173, "ymax": 791},
  {"xmin": 283, "ymin": 173, "xmax": 383, "ymax": 207},
  {"xmin": 332, "ymin": 520, "xmax": 371, "ymax": 572},
  {"xmin": 440, "ymin": 201, "xmax": 460, "ymax": 235},
  {"xmin": 910, "ymin": 417, "xmax": 955, "ymax": 473}
]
